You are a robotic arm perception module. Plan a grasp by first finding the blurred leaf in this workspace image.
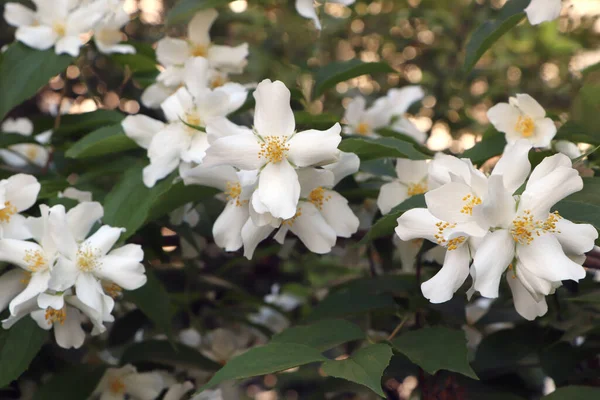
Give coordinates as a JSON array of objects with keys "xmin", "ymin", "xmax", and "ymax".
[
  {"xmin": 0, "ymin": 133, "xmax": 38, "ymax": 147},
  {"xmin": 112, "ymin": 53, "xmax": 158, "ymax": 73},
  {"xmin": 544, "ymin": 386, "xmax": 600, "ymax": 399},
  {"xmin": 461, "ymin": 129, "xmax": 506, "ymax": 165},
  {"xmin": 167, "ymin": 0, "xmax": 230, "ymax": 25},
  {"xmin": 567, "ymin": 84, "xmax": 600, "ymax": 144},
  {"xmin": 32, "ymin": 366, "xmax": 106, "ymax": 400},
  {"xmin": 65, "ymin": 124, "xmax": 137, "ymax": 159},
  {"xmin": 108, "ymin": 309, "xmax": 148, "ymax": 347},
  {"xmin": 38, "ymin": 179, "xmax": 70, "ymax": 200},
  {"xmin": 272, "ymin": 319, "xmax": 365, "ymax": 351},
  {"xmin": 124, "ymin": 269, "xmax": 173, "ymax": 340},
  {"xmin": 553, "ymin": 178, "xmax": 600, "ymax": 233},
  {"xmin": 0, "ymin": 318, "xmax": 48, "ymax": 387},
  {"xmin": 338, "ymin": 275, "xmax": 418, "ymax": 295},
  {"xmin": 567, "ymin": 290, "xmax": 600, "ymax": 303},
  {"xmin": 294, "ymin": 111, "xmax": 340, "ymax": 130},
  {"xmin": 391, "ymin": 327, "xmax": 477, "ymax": 379},
  {"xmin": 313, "ymin": 59, "xmax": 395, "ymax": 99},
  {"xmin": 322, "ymin": 343, "xmax": 393, "ymax": 398},
  {"xmin": 147, "ymin": 182, "xmax": 219, "ymax": 222},
  {"xmin": 463, "ymin": 0, "xmax": 528, "ymax": 72},
  {"xmin": 539, "ymin": 343, "xmax": 585, "ymax": 386},
  {"xmin": 360, "ymin": 195, "xmax": 426, "ymax": 244},
  {"xmin": 121, "ymin": 340, "xmax": 221, "ymax": 371},
  {"xmin": 0, "ymin": 43, "xmax": 73, "ymax": 120},
  {"xmin": 339, "ymin": 137, "xmax": 429, "ymax": 161},
  {"xmin": 54, "ymin": 110, "xmax": 125, "ymax": 138},
  {"xmin": 201, "ymin": 343, "xmax": 327, "ymax": 390},
  {"xmin": 306, "ymin": 291, "xmax": 396, "ymax": 322}
]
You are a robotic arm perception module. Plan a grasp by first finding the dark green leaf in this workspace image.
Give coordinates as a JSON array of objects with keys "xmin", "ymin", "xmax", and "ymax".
[
  {"xmin": 539, "ymin": 343, "xmax": 585, "ymax": 385},
  {"xmin": 566, "ymin": 84, "xmax": 600, "ymax": 144},
  {"xmin": 112, "ymin": 53, "xmax": 158, "ymax": 73},
  {"xmin": 108, "ymin": 309, "xmax": 148, "ymax": 347},
  {"xmin": 294, "ymin": 111, "xmax": 340, "ymax": 131},
  {"xmin": 167, "ymin": 0, "xmax": 230, "ymax": 25},
  {"xmin": 0, "ymin": 133, "xmax": 38, "ymax": 148},
  {"xmin": 65, "ymin": 124, "xmax": 137, "ymax": 159},
  {"xmin": 54, "ymin": 110, "xmax": 125, "ymax": 138},
  {"xmin": 544, "ymin": 386, "xmax": 600, "ymax": 400},
  {"xmin": 461, "ymin": 129, "xmax": 506, "ymax": 165},
  {"xmin": 201, "ymin": 343, "xmax": 326, "ymax": 390},
  {"xmin": 360, "ymin": 195, "xmax": 426, "ymax": 244},
  {"xmin": 121, "ymin": 340, "xmax": 221, "ymax": 371},
  {"xmin": 339, "ymin": 137, "xmax": 429, "ymax": 161},
  {"xmin": 32, "ymin": 366, "xmax": 106, "ymax": 400},
  {"xmin": 38, "ymin": 179, "xmax": 70, "ymax": 200},
  {"xmin": 272, "ymin": 319, "xmax": 365, "ymax": 351},
  {"xmin": 553, "ymin": 178, "xmax": 600, "ymax": 233},
  {"xmin": 391, "ymin": 327, "xmax": 477, "ymax": 379},
  {"xmin": 0, "ymin": 43, "xmax": 73, "ymax": 120},
  {"xmin": 147, "ymin": 182, "xmax": 219, "ymax": 222},
  {"xmin": 567, "ymin": 290, "xmax": 600, "ymax": 303},
  {"xmin": 306, "ymin": 291, "xmax": 396, "ymax": 322},
  {"xmin": 322, "ymin": 343, "xmax": 393, "ymax": 397},
  {"xmin": 337, "ymin": 275, "xmax": 418, "ymax": 296},
  {"xmin": 313, "ymin": 59, "xmax": 395, "ymax": 99},
  {"xmin": 0, "ymin": 318, "xmax": 48, "ymax": 387},
  {"xmin": 463, "ymin": 0, "xmax": 529, "ymax": 72}
]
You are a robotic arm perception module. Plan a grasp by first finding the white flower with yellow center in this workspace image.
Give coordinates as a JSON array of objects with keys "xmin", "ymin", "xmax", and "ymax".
[
  {"xmin": 5, "ymin": 0, "xmax": 109, "ymax": 56},
  {"xmin": 525, "ymin": 0, "xmax": 563, "ymax": 25},
  {"xmin": 343, "ymin": 96, "xmax": 390, "ymax": 137},
  {"xmin": 0, "ymin": 174, "xmax": 41, "ymax": 240},
  {"xmin": 295, "ymin": 0, "xmax": 356, "ymax": 30},
  {"xmin": 487, "ymin": 94, "xmax": 556, "ymax": 148},
  {"xmin": 93, "ymin": 365, "xmax": 166, "ymax": 400},
  {"xmin": 0, "ymin": 118, "xmax": 52, "ymax": 168},
  {"xmin": 203, "ymin": 79, "xmax": 342, "ymax": 220},
  {"xmin": 377, "ymin": 159, "xmax": 434, "ymax": 215}
]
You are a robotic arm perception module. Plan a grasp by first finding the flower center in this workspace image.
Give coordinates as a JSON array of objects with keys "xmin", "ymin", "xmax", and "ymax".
[
  {"xmin": 23, "ymin": 250, "xmax": 49, "ymax": 272},
  {"xmin": 434, "ymin": 221, "xmax": 466, "ymax": 251},
  {"xmin": 53, "ymin": 22, "xmax": 66, "ymax": 36},
  {"xmin": 515, "ymin": 116, "xmax": 535, "ymax": 138},
  {"xmin": 308, "ymin": 187, "xmax": 331, "ymax": 210},
  {"xmin": 407, "ymin": 182, "xmax": 428, "ymax": 196},
  {"xmin": 0, "ymin": 201, "xmax": 17, "ymax": 223},
  {"xmin": 76, "ymin": 246, "xmax": 100, "ymax": 272},
  {"xmin": 24, "ymin": 145, "xmax": 39, "ymax": 161},
  {"xmin": 103, "ymin": 282, "xmax": 122, "ymax": 298},
  {"xmin": 510, "ymin": 210, "xmax": 561, "ymax": 245},
  {"xmin": 225, "ymin": 181, "xmax": 247, "ymax": 207},
  {"xmin": 45, "ymin": 307, "xmax": 66, "ymax": 325},
  {"xmin": 109, "ymin": 377, "xmax": 126, "ymax": 394},
  {"xmin": 282, "ymin": 208, "xmax": 303, "ymax": 226},
  {"xmin": 460, "ymin": 194, "xmax": 482, "ymax": 216},
  {"xmin": 185, "ymin": 112, "xmax": 202, "ymax": 129},
  {"xmin": 258, "ymin": 136, "xmax": 290, "ymax": 164},
  {"xmin": 356, "ymin": 122, "xmax": 371, "ymax": 136},
  {"xmin": 211, "ymin": 75, "xmax": 227, "ymax": 88},
  {"xmin": 190, "ymin": 43, "xmax": 208, "ymax": 57}
]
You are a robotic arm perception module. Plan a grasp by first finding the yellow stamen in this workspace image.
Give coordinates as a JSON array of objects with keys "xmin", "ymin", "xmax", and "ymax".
[
  {"xmin": 515, "ymin": 116, "xmax": 535, "ymax": 138},
  {"xmin": 258, "ymin": 136, "xmax": 290, "ymax": 164},
  {"xmin": 109, "ymin": 377, "xmax": 126, "ymax": 394},
  {"xmin": 407, "ymin": 182, "xmax": 428, "ymax": 197},
  {"xmin": 103, "ymin": 282, "xmax": 122, "ymax": 298},
  {"xmin": 185, "ymin": 113, "xmax": 202, "ymax": 129},
  {"xmin": 225, "ymin": 181, "xmax": 247, "ymax": 207},
  {"xmin": 45, "ymin": 307, "xmax": 66, "ymax": 325},
  {"xmin": 20, "ymin": 271, "xmax": 32, "ymax": 285},
  {"xmin": 460, "ymin": 194, "xmax": 482, "ymax": 216},
  {"xmin": 0, "ymin": 201, "xmax": 17, "ymax": 223},
  {"xmin": 23, "ymin": 250, "xmax": 48, "ymax": 272},
  {"xmin": 446, "ymin": 236, "xmax": 466, "ymax": 251},
  {"xmin": 76, "ymin": 247, "xmax": 100, "ymax": 272},
  {"xmin": 510, "ymin": 210, "xmax": 561, "ymax": 245},
  {"xmin": 356, "ymin": 122, "xmax": 371, "ymax": 136},
  {"xmin": 190, "ymin": 44, "xmax": 208, "ymax": 57},
  {"xmin": 210, "ymin": 75, "xmax": 227, "ymax": 88},
  {"xmin": 282, "ymin": 209, "xmax": 302, "ymax": 226},
  {"xmin": 24, "ymin": 146, "xmax": 39, "ymax": 161},
  {"xmin": 434, "ymin": 221, "xmax": 457, "ymax": 247},
  {"xmin": 53, "ymin": 22, "xmax": 66, "ymax": 36},
  {"xmin": 307, "ymin": 187, "xmax": 331, "ymax": 210}
]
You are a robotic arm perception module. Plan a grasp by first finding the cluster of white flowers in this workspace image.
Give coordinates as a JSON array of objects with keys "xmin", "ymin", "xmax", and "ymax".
[
  {"xmin": 0, "ymin": 175, "xmax": 147, "ymax": 349},
  {"xmin": 141, "ymin": 9, "xmax": 249, "ymax": 109},
  {"xmin": 4, "ymin": 0, "xmax": 135, "ymax": 56},
  {"xmin": 395, "ymin": 139, "xmax": 597, "ymax": 320},
  {"xmin": 0, "ymin": 117, "xmax": 52, "ymax": 168}
]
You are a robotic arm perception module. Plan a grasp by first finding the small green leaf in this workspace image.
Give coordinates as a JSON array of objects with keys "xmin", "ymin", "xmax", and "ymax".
[
  {"xmin": 0, "ymin": 133, "xmax": 39, "ymax": 148},
  {"xmin": 461, "ymin": 129, "xmax": 506, "ymax": 165},
  {"xmin": 121, "ymin": 340, "xmax": 221, "ymax": 371},
  {"xmin": 66, "ymin": 124, "xmax": 137, "ymax": 159},
  {"xmin": 322, "ymin": 343, "xmax": 393, "ymax": 397},
  {"xmin": 147, "ymin": 182, "xmax": 219, "ymax": 222},
  {"xmin": 391, "ymin": 327, "xmax": 477, "ymax": 379},
  {"xmin": 272, "ymin": 319, "xmax": 365, "ymax": 351},
  {"xmin": 167, "ymin": 0, "xmax": 230, "ymax": 25},
  {"xmin": 112, "ymin": 53, "xmax": 158, "ymax": 73},
  {"xmin": 306, "ymin": 291, "xmax": 396, "ymax": 322},
  {"xmin": 567, "ymin": 84, "xmax": 600, "ymax": 145},
  {"xmin": 0, "ymin": 43, "xmax": 73, "ymax": 120},
  {"xmin": 360, "ymin": 195, "xmax": 426, "ymax": 244},
  {"xmin": 463, "ymin": 0, "xmax": 529, "ymax": 72},
  {"xmin": 201, "ymin": 343, "xmax": 327, "ymax": 390},
  {"xmin": 553, "ymin": 178, "xmax": 600, "ymax": 233},
  {"xmin": 32, "ymin": 366, "xmax": 106, "ymax": 400},
  {"xmin": 313, "ymin": 59, "xmax": 395, "ymax": 99},
  {"xmin": 0, "ymin": 318, "xmax": 48, "ymax": 387},
  {"xmin": 339, "ymin": 137, "xmax": 429, "ymax": 161},
  {"xmin": 544, "ymin": 386, "xmax": 600, "ymax": 400}
]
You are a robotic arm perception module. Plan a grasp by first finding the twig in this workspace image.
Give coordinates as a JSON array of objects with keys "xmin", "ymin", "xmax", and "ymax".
[{"xmin": 387, "ymin": 315, "xmax": 408, "ymax": 341}]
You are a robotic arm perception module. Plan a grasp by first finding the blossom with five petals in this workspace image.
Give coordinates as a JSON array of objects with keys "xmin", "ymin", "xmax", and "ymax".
[{"xmin": 377, "ymin": 158, "xmax": 435, "ymax": 215}]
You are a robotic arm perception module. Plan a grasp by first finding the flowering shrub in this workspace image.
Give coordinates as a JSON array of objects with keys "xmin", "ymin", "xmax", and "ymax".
[{"xmin": 0, "ymin": 0, "xmax": 599, "ymax": 399}]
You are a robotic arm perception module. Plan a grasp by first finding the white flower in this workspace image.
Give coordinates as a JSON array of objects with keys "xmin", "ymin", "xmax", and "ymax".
[
  {"xmin": 0, "ymin": 118, "xmax": 52, "ymax": 168},
  {"xmin": 487, "ymin": 94, "xmax": 556, "ymax": 148},
  {"xmin": 164, "ymin": 381, "xmax": 194, "ymax": 400},
  {"xmin": 203, "ymin": 79, "xmax": 342, "ymax": 220},
  {"xmin": 248, "ymin": 306, "xmax": 289, "ymax": 333},
  {"xmin": 169, "ymin": 203, "xmax": 200, "ymax": 227},
  {"xmin": 295, "ymin": 0, "xmax": 355, "ymax": 30},
  {"xmin": 93, "ymin": 365, "xmax": 166, "ymax": 400},
  {"xmin": 0, "ymin": 174, "xmax": 41, "ymax": 240},
  {"xmin": 264, "ymin": 284, "xmax": 303, "ymax": 311},
  {"xmin": 525, "ymin": 0, "xmax": 563, "ymax": 25},
  {"xmin": 554, "ymin": 140, "xmax": 582, "ymax": 159},
  {"xmin": 202, "ymin": 328, "xmax": 250, "ymax": 363},
  {"xmin": 386, "ymin": 86, "xmax": 427, "ymax": 144},
  {"xmin": 343, "ymin": 96, "xmax": 390, "ymax": 137},
  {"xmin": 58, "ymin": 187, "xmax": 93, "ymax": 203},
  {"xmin": 5, "ymin": 0, "xmax": 109, "ymax": 56},
  {"xmin": 191, "ymin": 389, "xmax": 224, "ymax": 400},
  {"xmin": 377, "ymin": 159, "xmax": 434, "ymax": 215},
  {"xmin": 94, "ymin": 3, "xmax": 135, "ymax": 55},
  {"xmin": 141, "ymin": 82, "xmax": 175, "ymax": 109},
  {"xmin": 47, "ymin": 204, "xmax": 147, "ymax": 319}
]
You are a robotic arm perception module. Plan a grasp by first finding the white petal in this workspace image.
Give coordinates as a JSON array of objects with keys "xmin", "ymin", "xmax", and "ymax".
[
  {"xmin": 202, "ymin": 132, "xmax": 263, "ymax": 170},
  {"xmin": 75, "ymin": 272, "xmax": 103, "ymax": 313},
  {"xmin": 48, "ymin": 257, "xmax": 78, "ymax": 292},
  {"xmin": 320, "ymin": 190, "xmax": 359, "ymax": 238},
  {"xmin": 108, "ymin": 243, "xmax": 144, "ymax": 260},
  {"xmin": 506, "ymin": 273, "xmax": 547, "ymax": 320},
  {"xmin": 1, "ymin": 214, "xmax": 32, "ymax": 240},
  {"xmin": 395, "ymin": 158, "xmax": 429, "ymax": 185},
  {"xmin": 180, "ymin": 164, "xmax": 237, "ymax": 191},
  {"xmin": 95, "ymin": 255, "xmax": 146, "ymax": 290},
  {"xmin": 392, "ymin": 118, "xmax": 427, "ymax": 144},
  {"xmin": 289, "ymin": 202, "xmax": 336, "ymax": 254},
  {"xmin": 164, "ymin": 382, "xmax": 194, "ymax": 400},
  {"xmin": 395, "ymin": 239, "xmax": 421, "ymax": 271},
  {"xmin": 425, "ymin": 181, "xmax": 474, "ymax": 223},
  {"xmin": 473, "ymin": 175, "xmax": 516, "ymax": 230},
  {"xmin": 3, "ymin": 173, "xmax": 40, "ymax": 212},
  {"xmin": 123, "ymin": 372, "xmax": 165, "ymax": 400},
  {"xmin": 161, "ymin": 87, "xmax": 194, "ymax": 123},
  {"xmin": 554, "ymin": 141, "xmax": 581, "ymax": 159},
  {"xmin": 182, "ymin": 56, "xmax": 210, "ymax": 99},
  {"xmin": 491, "ymin": 139, "xmax": 532, "ymax": 193},
  {"xmin": 37, "ymin": 292, "xmax": 65, "ymax": 310},
  {"xmin": 214, "ymin": 82, "xmax": 248, "ymax": 114},
  {"xmin": 241, "ymin": 218, "xmax": 275, "ymax": 260},
  {"xmin": 525, "ymin": 0, "xmax": 562, "ymax": 25},
  {"xmin": 9, "ymin": 269, "xmax": 50, "ymax": 315},
  {"xmin": 520, "ymin": 166, "xmax": 582, "ymax": 218},
  {"xmin": 528, "ymin": 153, "xmax": 572, "ymax": 186},
  {"xmin": 297, "ymin": 168, "xmax": 335, "ymax": 197},
  {"xmin": 141, "ymin": 83, "xmax": 174, "ymax": 109},
  {"xmin": 287, "ymin": 124, "xmax": 342, "ymax": 167},
  {"xmin": 377, "ymin": 181, "xmax": 409, "ymax": 215},
  {"xmin": 143, "ymin": 159, "xmax": 179, "ymax": 188},
  {"xmin": 207, "ymin": 43, "xmax": 249, "ymax": 74},
  {"xmin": 395, "ymin": 208, "xmax": 439, "ymax": 243},
  {"xmin": 295, "ymin": 0, "xmax": 321, "ymax": 29},
  {"xmin": 1, "ymin": 117, "xmax": 33, "ymax": 135},
  {"xmin": 180, "ymin": 132, "xmax": 210, "ymax": 164},
  {"xmin": 515, "ymin": 93, "xmax": 547, "ymax": 119},
  {"xmin": 4, "ymin": 3, "xmax": 36, "ymax": 27},
  {"xmin": 343, "ymin": 97, "xmax": 366, "ymax": 127},
  {"xmin": 428, "ymin": 153, "xmax": 471, "ymax": 187},
  {"xmin": 515, "ymin": 261, "xmax": 554, "ymax": 299},
  {"xmin": 386, "ymin": 86, "xmax": 425, "ymax": 116},
  {"xmin": 555, "ymin": 219, "xmax": 598, "ymax": 255},
  {"xmin": 157, "ymin": 65, "xmax": 186, "ymax": 88},
  {"xmin": 82, "ymin": 225, "xmax": 125, "ymax": 256},
  {"xmin": 206, "ymin": 117, "xmax": 253, "ymax": 143},
  {"xmin": 487, "ymin": 102, "xmax": 521, "ymax": 141},
  {"xmin": 156, "ymin": 37, "xmax": 190, "ymax": 66},
  {"xmin": 255, "ymin": 160, "xmax": 300, "ymax": 220},
  {"xmin": 54, "ymin": 306, "xmax": 85, "ymax": 349},
  {"xmin": 213, "ymin": 201, "xmax": 249, "ymax": 251},
  {"xmin": 66, "ymin": 202, "xmax": 104, "ymax": 242},
  {"xmin": 421, "ymin": 244, "xmax": 470, "ymax": 304},
  {"xmin": 253, "ymin": 79, "xmax": 295, "ymax": 138},
  {"xmin": 55, "ymin": 36, "xmax": 83, "ymax": 57},
  {"xmin": 188, "ymin": 9, "xmax": 218, "ymax": 46},
  {"xmin": 15, "ymin": 25, "xmax": 58, "ymax": 50},
  {"xmin": 323, "ymin": 151, "xmax": 360, "ymax": 185},
  {"xmin": 122, "ymin": 115, "xmax": 165, "ymax": 149},
  {"xmin": 0, "ymin": 269, "xmax": 28, "ymax": 313},
  {"xmin": 0, "ymin": 239, "xmax": 47, "ymax": 271},
  {"xmin": 48, "ymin": 204, "xmax": 79, "ymax": 257},
  {"xmin": 472, "ymin": 229, "xmax": 515, "ymax": 298}
]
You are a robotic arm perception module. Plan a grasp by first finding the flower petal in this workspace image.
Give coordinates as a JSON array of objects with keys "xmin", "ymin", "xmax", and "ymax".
[
  {"xmin": 472, "ymin": 229, "xmax": 515, "ymax": 298},
  {"xmin": 156, "ymin": 37, "xmax": 190, "ymax": 66},
  {"xmin": 320, "ymin": 190, "xmax": 359, "ymax": 238},
  {"xmin": 202, "ymin": 132, "xmax": 263, "ymax": 170},
  {"xmin": 48, "ymin": 204, "xmax": 79, "ymax": 257},
  {"xmin": 75, "ymin": 272, "xmax": 103, "ymax": 313},
  {"xmin": 141, "ymin": 83, "xmax": 174, "ymax": 109},
  {"xmin": 9, "ymin": 269, "xmax": 50, "ymax": 315},
  {"xmin": 182, "ymin": 56, "xmax": 210, "ymax": 99},
  {"xmin": 395, "ymin": 208, "xmax": 439, "ymax": 243},
  {"xmin": 180, "ymin": 164, "xmax": 237, "ymax": 191},
  {"xmin": 54, "ymin": 306, "xmax": 86, "ymax": 349},
  {"xmin": 15, "ymin": 25, "xmax": 58, "ymax": 51},
  {"xmin": 297, "ymin": 168, "xmax": 335, "ymax": 197},
  {"xmin": 473, "ymin": 175, "xmax": 516, "ymax": 230},
  {"xmin": 180, "ymin": 132, "xmax": 210, "ymax": 164},
  {"xmin": 0, "ymin": 269, "xmax": 28, "ymax": 313},
  {"xmin": 208, "ymin": 44, "xmax": 249, "ymax": 74},
  {"xmin": 82, "ymin": 225, "xmax": 125, "ymax": 256},
  {"xmin": 295, "ymin": 0, "xmax": 321, "ymax": 29},
  {"xmin": 287, "ymin": 124, "xmax": 342, "ymax": 167},
  {"xmin": 392, "ymin": 118, "xmax": 427, "ymax": 144},
  {"xmin": 528, "ymin": 153, "xmax": 572, "ymax": 186},
  {"xmin": 289, "ymin": 202, "xmax": 337, "ymax": 254},
  {"xmin": 1, "ymin": 214, "xmax": 32, "ymax": 240},
  {"xmin": 386, "ymin": 86, "xmax": 425, "ymax": 116},
  {"xmin": 515, "ymin": 93, "xmax": 546, "ymax": 119},
  {"xmin": 506, "ymin": 272, "xmax": 547, "ymax": 321},
  {"xmin": 48, "ymin": 257, "xmax": 78, "ymax": 292},
  {"xmin": 395, "ymin": 158, "xmax": 429, "ymax": 185},
  {"xmin": 4, "ymin": 3, "xmax": 36, "ymax": 27},
  {"xmin": 55, "ymin": 35, "xmax": 83, "ymax": 57},
  {"xmin": 525, "ymin": 0, "xmax": 562, "ymax": 25},
  {"xmin": 421, "ymin": 244, "xmax": 470, "ymax": 304},
  {"xmin": 253, "ymin": 79, "xmax": 295, "ymax": 138},
  {"xmin": 520, "ymin": 166, "xmax": 582, "ymax": 218},
  {"xmin": 122, "ymin": 115, "xmax": 165, "ymax": 149},
  {"xmin": 213, "ymin": 201, "xmax": 249, "ymax": 251},
  {"xmin": 37, "ymin": 292, "xmax": 65, "ymax": 310},
  {"xmin": 254, "ymin": 160, "xmax": 300, "ymax": 220},
  {"xmin": 555, "ymin": 218, "xmax": 598, "ymax": 255},
  {"xmin": 487, "ymin": 102, "xmax": 521, "ymax": 140},
  {"xmin": 0, "ymin": 239, "xmax": 47, "ymax": 271},
  {"xmin": 531, "ymin": 118, "xmax": 556, "ymax": 148},
  {"xmin": 123, "ymin": 372, "xmax": 166, "ymax": 400},
  {"xmin": 491, "ymin": 139, "xmax": 532, "ymax": 193},
  {"xmin": 206, "ymin": 117, "xmax": 253, "ymax": 143},
  {"xmin": 96, "ymin": 255, "xmax": 146, "ymax": 291},
  {"xmin": 425, "ymin": 181, "xmax": 475, "ymax": 223},
  {"xmin": 161, "ymin": 87, "xmax": 194, "ymax": 123},
  {"xmin": 66, "ymin": 202, "xmax": 104, "ymax": 242},
  {"xmin": 377, "ymin": 181, "xmax": 409, "ymax": 215},
  {"xmin": 241, "ymin": 218, "xmax": 275, "ymax": 260},
  {"xmin": 187, "ymin": 9, "xmax": 218, "ymax": 46},
  {"xmin": 3, "ymin": 173, "xmax": 40, "ymax": 212},
  {"xmin": 323, "ymin": 151, "xmax": 360, "ymax": 185}
]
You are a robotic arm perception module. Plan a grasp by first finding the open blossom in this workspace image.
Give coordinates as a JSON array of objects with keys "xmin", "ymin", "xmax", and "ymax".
[
  {"xmin": 487, "ymin": 94, "xmax": 556, "ymax": 148},
  {"xmin": 295, "ymin": 0, "xmax": 355, "ymax": 30},
  {"xmin": 1, "ymin": 118, "xmax": 52, "ymax": 168},
  {"xmin": 525, "ymin": 0, "xmax": 563, "ymax": 25},
  {"xmin": 93, "ymin": 1, "xmax": 135, "ymax": 55},
  {"xmin": 203, "ymin": 79, "xmax": 342, "ymax": 220},
  {"xmin": 344, "ymin": 96, "xmax": 390, "ymax": 137},
  {"xmin": 93, "ymin": 365, "xmax": 166, "ymax": 400},
  {"xmin": 386, "ymin": 86, "xmax": 427, "ymax": 144},
  {"xmin": 377, "ymin": 159, "xmax": 434, "ymax": 215},
  {"xmin": 0, "ymin": 174, "xmax": 41, "ymax": 240},
  {"xmin": 4, "ymin": 0, "xmax": 109, "ymax": 56}
]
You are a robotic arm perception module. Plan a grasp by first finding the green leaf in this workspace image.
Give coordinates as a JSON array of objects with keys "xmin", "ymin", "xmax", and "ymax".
[
  {"xmin": 313, "ymin": 59, "xmax": 395, "ymax": 99},
  {"xmin": 38, "ymin": 179, "xmax": 70, "ymax": 200},
  {"xmin": 167, "ymin": 0, "xmax": 230, "ymax": 25},
  {"xmin": 566, "ymin": 84, "xmax": 600, "ymax": 144},
  {"xmin": 272, "ymin": 319, "xmax": 365, "ymax": 351},
  {"xmin": 553, "ymin": 178, "xmax": 600, "ymax": 233},
  {"xmin": 0, "ymin": 317, "xmax": 48, "ymax": 387},
  {"xmin": 544, "ymin": 386, "xmax": 600, "ymax": 400},
  {"xmin": 339, "ymin": 137, "xmax": 429, "ymax": 161},
  {"xmin": 0, "ymin": 133, "xmax": 39, "ymax": 148},
  {"xmin": 32, "ymin": 366, "xmax": 106, "ymax": 400},
  {"xmin": 0, "ymin": 43, "xmax": 73, "ymax": 120},
  {"xmin": 54, "ymin": 110, "xmax": 125, "ymax": 138},
  {"xmin": 322, "ymin": 344, "xmax": 393, "ymax": 397},
  {"xmin": 461, "ymin": 129, "xmax": 506, "ymax": 165},
  {"xmin": 147, "ymin": 182, "xmax": 219, "ymax": 221},
  {"xmin": 306, "ymin": 291, "xmax": 396, "ymax": 322},
  {"xmin": 121, "ymin": 340, "xmax": 221, "ymax": 371},
  {"xmin": 391, "ymin": 327, "xmax": 477, "ymax": 379},
  {"xmin": 65, "ymin": 124, "xmax": 137, "ymax": 159},
  {"xmin": 567, "ymin": 290, "xmax": 600, "ymax": 303},
  {"xmin": 124, "ymin": 269, "xmax": 173, "ymax": 340},
  {"xmin": 112, "ymin": 53, "xmax": 158, "ymax": 73},
  {"xmin": 463, "ymin": 0, "xmax": 529, "ymax": 72},
  {"xmin": 360, "ymin": 195, "xmax": 426, "ymax": 244},
  {"xmin": 201, "ymin": 343, "xmax": 327, "ymax": 390}
]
